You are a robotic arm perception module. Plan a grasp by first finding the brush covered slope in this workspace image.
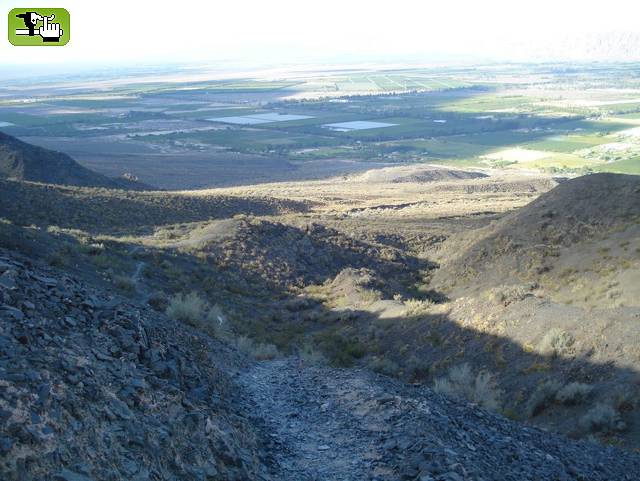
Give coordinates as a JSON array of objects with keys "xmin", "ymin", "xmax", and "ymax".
[
  {"xmin": 0, "ymin": 179, "xmax": 309, "ymax": 235},
  {"xmin": 431, "ymin": 173, "xmax": 640, "ymax": 305},
  {"xmin": 2, "ymin": 243, "xmax": 640, "ymax": 480},
  {"xmin": 1, "ymin": 166, "xmax": 640, "ymax": 474},
  {"xmin": 0, "ymin": 132, "xmax": 147, "ymax": 190}
]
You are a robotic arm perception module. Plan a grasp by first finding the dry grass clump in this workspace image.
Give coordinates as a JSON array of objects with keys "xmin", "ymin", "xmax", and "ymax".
[
  {"xmin": 434, "ymin": 363, "xmax": 501, "ymax": 412},
  {"xmin": 165, "ymin": 292, "xmax": 230, "ymax": 338}
]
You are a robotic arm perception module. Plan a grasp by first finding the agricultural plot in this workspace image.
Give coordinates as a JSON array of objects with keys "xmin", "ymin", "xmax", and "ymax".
[
  {"xmin": 207, "ymin": 113, "xmax": 314, "ymax": 125},
  {"xmin": 592, "ymin": 156, "xmax": 640, "ymax": 174},
  {"xmin": 322, "ymin": 121, "xmax": 398, "ymax": 132},
  {"xmin": 316, "ymin": 73, "xmax": 472, "ymax": 95},
  {"xmin": 3, "ymin": 63, "xmax": 640, "ymax": 185},
  {"xmin": 523, "ymin": 134, "xmax": 611, "ymax": 153}
]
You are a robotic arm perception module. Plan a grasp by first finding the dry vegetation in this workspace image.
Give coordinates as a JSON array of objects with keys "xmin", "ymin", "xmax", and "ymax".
[{"xmin": 1, "ymin": 165, "xmax": 639, "ymax": 449}]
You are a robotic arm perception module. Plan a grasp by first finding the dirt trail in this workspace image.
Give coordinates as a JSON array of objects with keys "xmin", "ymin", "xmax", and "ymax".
[
  {"xmin": 237, "ymin": 359, "xmax": 392, "ymax": 481},
  {"xmin": 236, "ymin": 358, "xmax": 640, "ymax": 481},
  {"xmin": 129, "ymin": 245, "xmax": 152, "ymax": 303}
]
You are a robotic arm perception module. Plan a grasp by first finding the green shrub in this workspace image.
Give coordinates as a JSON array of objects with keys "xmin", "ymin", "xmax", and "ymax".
[
  {"xmin": 404, "ymin": 298, "xmax": 433, "ymax": 316},
  {"xmin": 315, "ymin": 332, "xmax": 367, "ymax": 368},
  {"xmin": 147, "ymin": 291, "xmax": 168, "ymax": 312},
  {"xmin": 368, "ymin": 357, "xmax": 401, "ymax": 376},
  {"xmin": 298, "ymin": 343, "xmax": 327, "ymax": 365}
]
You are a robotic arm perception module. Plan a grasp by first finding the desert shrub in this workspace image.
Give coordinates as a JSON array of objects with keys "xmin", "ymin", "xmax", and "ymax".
[
  {"xmin": 48, "ymin": 251, "xmax": 69, "ymax": 268},
  {"xmin": 525, "ymin": 380, "xmax": 563, "ymax": 418},
  {"xmin": 488, "ymin": 284, "xmax": 531, "ymax": 306},
  {"xmin": 368, "ymin": 357, "xmax": 401, "ymax": 376},
  {"xmin": 166, "ymin": 292, "xmax": 208, "ymax": 325},
  {"xmin": 609, "ymin": 385, "xmax": 638, "ymax": 413},
  {"xmin": 406, "ymin": 355, "xmax": 431, "ymax": 380},
  {"xmin": 404, "ymin": 298, "xmax": 433, "ymax": 316},
  {"xmin": 147, "ymin": 291, "xmax": 168, "ymax": 312},
  {"xmin": 298, "ymin": 343, "xmax": 327, "ymax": 365},
  {"xmin": 555, "ymin": 382, "xmax": 592, "ymax": 405},
  {"xmin": 539, "ymin": 328, "xmax": 574, "ymax": 357},
  {"xmin": 252, "ymin": 343, "xmax": 279, "ymax": 360},
  {"xmin": 579, "ymin": 402, "xmax": 626, "ymax": 433},
  {"xmin": 166, "ymin": 293, "xmax": 233, "ymax": 339},
  {"xmin": 236, "ymin": 336, "xmax": 279, "ymax": 360},
  {"xmin": 434, "ymin": 363, "xmax": 501, "ymax": 412},
  {"xmin": 113, "ymin": 274, "xmax": 135, "ymax": 293},
  {"xmin": 315, "ymin": 332, "xmax": 367, "ymax": 368}
]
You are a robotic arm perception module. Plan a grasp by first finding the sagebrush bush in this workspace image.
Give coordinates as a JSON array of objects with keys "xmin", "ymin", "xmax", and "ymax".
[
  {"xmin": 525, "ymin": 380, "xmax": 563, "ymax": 418},
  {"xmin": 579, "ymin": 402, "xmax": 626, "ymax": 433},
  {"xmin": 434, "ymin": 363, "xmax": 501, "ymax": 412},
  {"xmin": 147, "ymin": 291, "xmax": 168, "ymax": 312},
  {"xmin": 166, "ymin": 292, "xmax": 208, "ymax": 325},
  {"xmin": 555, "ymin": 382, "xmax": 592, "ymax": 405},
  {"xmin": 404, "ymin": 298, "xmax": 433, "ymax": 316},
  {"xmin": 368, "ymin": 357, "xmax": 401, "ymax": 376},
  {"xmin": 236, "ymin": 336, "xmax": 279, "ymax": 360},
  {"xmin": 298, "ymin": 343, "xmax": 327, "ymax": 365},
  {"xmin": 113, "ymin": 274, "xmax": 135, "ymax": 293},
  {"xmin": 488, "ymin": 284, "xmax": 530, "ymax": 306},
  {"xmin": 539, "ymin": 328, "xmax": 574, "ymax": 357},
  {"xmin": 166, "ymin": 293, "xmax": 232, "ymax": 339}
]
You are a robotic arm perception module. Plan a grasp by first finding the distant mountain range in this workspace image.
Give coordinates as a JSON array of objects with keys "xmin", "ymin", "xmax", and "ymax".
[{"xmin": 0, "ymin": 131, "xmax": 150, "ymax": 190}]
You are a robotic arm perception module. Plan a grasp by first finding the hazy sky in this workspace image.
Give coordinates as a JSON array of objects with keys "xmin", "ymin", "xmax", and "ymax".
[{"xmin": 1, "ymin": 0, "xmax": 640, "ymax": 67}]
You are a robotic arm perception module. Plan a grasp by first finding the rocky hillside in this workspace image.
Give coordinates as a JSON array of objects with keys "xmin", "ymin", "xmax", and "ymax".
[
  {"xmin": 0, "ymin": 132, "xmax": 146, "ymax": 190},
  {"xmin": 2, "ymin": 246, "xmax": 640, "ymax": 480},
  {"xmin": 170, "ymin": 217, "xmax": 425, "ymax": 291},
  {"xmin": 0, "ymin": 248, "xmax": 269, "ymax": 481}
]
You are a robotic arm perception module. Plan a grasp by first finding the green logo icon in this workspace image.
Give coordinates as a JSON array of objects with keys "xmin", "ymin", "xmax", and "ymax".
[{"xmin": 8, "ymin": 8, "xmax": 69, "ymax": 46}]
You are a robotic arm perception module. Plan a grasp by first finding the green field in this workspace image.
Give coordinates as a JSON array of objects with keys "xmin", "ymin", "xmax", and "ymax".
[{"xmin": 2, "ymin": 63, "xmax": 640, "ymax": 179}]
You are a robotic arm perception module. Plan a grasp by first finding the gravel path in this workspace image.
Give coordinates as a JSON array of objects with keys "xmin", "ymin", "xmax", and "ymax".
[
  {"xmin": 238, "ymin": 359, "xmax": 388, "ymax": 481},
  {"xmin": 238, "ymin": 358, "xmax": 640, "ymax": 481}
]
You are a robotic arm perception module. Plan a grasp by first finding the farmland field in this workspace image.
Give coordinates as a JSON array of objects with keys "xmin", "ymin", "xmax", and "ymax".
[{"xmin": 2, "ymin": 62, "xmax": 640, "ymax": 188}]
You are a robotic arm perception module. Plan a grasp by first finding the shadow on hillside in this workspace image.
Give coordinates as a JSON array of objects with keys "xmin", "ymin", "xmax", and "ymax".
[
  {"xmin": 0, "ymin": 178, "xmax": 310, "ymax": 236},
  {"xmin": 3, "ymin": 207, "xmax": 640, "ymax": 449}
]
